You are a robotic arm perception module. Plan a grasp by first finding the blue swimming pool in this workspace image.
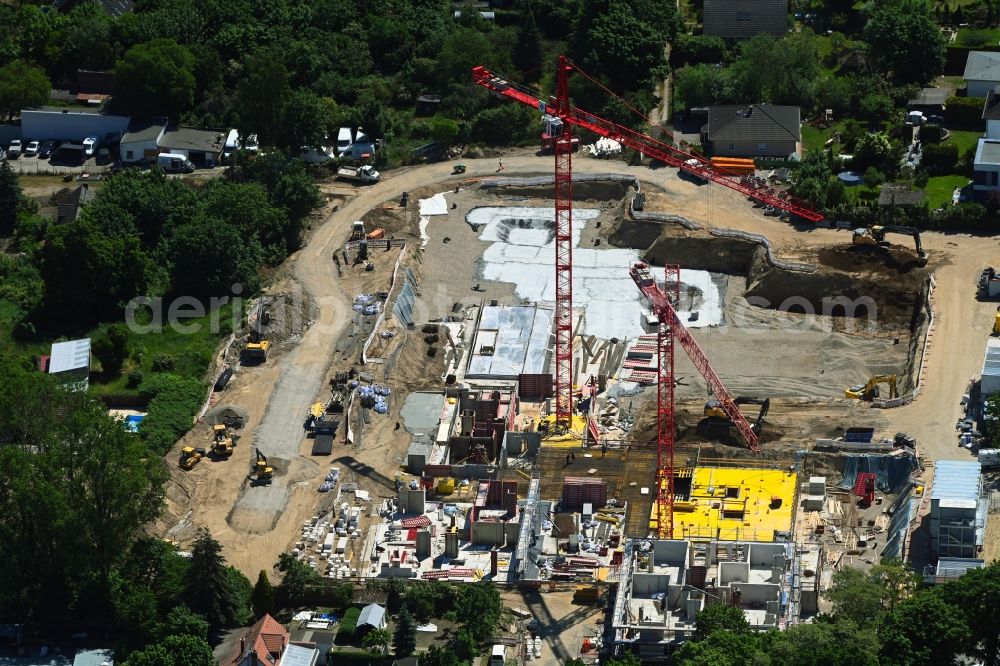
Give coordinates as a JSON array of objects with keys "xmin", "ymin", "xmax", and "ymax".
[{"xmin": 124, "ymin": 414, "xmax": 145, "ymax": 433}]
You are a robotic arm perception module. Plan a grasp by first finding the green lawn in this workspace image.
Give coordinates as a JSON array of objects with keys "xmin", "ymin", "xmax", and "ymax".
[
  {"xmin": 921, "ymin": 174, "xmax": 970, "ymax": 208},
  {"xmin": 802, "ymin": 125, "xmax": 832, "ymax": 153},
  {"xmin": 944, "ymin": 129, "xmax": 983, "ymax": 157},
  {"xmin": 87, "ymin": 303, "xmax": 234, "ymax": 395},
  {"xmin": 957, "ymin": 27, "xmax": 1000, "ymax": 47}
]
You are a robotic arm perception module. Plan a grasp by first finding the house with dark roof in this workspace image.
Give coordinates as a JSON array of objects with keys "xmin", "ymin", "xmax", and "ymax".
[
  {"xmin": 52, "ymin": 0, "xmax": 133, "ymax": 17},
  {"xmin": 703, "ymin": 0, "xmax": 788, "ymax": 42},
  {"xmin": 159, "ymin": 127, "xmax": 227, "ymax": 167},
  {"xmin": 907, "ymin": 87, "xmax": 948, "ymax": 115},
  {"xmin": 878, "ymin": 185, "xmax": 925, "ymax": 208},
  {"xmin": 702, "ymin": 104, "xmax": 801, "ymax": 159},
  {"xmin": 964, "ymin": 51, "xmax": 1000, "ymax": 97},
  {"xmin": 54, "ymin": 184, "xmax": 95, "ymax": 224}
]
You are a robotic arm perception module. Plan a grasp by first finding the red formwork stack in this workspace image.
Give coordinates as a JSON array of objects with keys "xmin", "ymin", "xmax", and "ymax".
[{"xmin": 562, "ymin": 477, "xmax": 608, "ymax": 510}]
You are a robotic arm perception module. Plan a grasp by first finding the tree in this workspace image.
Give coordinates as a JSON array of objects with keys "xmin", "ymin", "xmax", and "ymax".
[
  {"xmin": 0, "ymin": 60, "xmax": 50, "ymax": 121},
  {"xmin": 169, "ymin": 217, "xmax": 262, "ymax": 299},
  {"xmin": 92, "ymin": 323, "xmax": 129, "ymax": 376},
  {"xmin": 827, "ymin": 562, "xmax": 918, "ymax": 627},
  {"xmin": 863, "ymin": 0, "xmax": 945, "ymax": 84},
  {"xmin": 421, "ymin": 643, "xmax": 460, "ymax": 666},
  {"xmin": 578, "ymin": 1, "xmax": 671, "ymax": 93},
  {"xmin": 426, "ymin": 116, "xmax": 460, "ymax": 148},
  {"xmin": 394, "ymin": 607, "xmax": 417, "ymax": 657},
  {"xmin": 674, "ymin": 64, "xmax": 731, "ymax": 110},
  {"xmin": 674, "ymin": 34, "xmax": 728, "ymax": 66},
  {"xmin": 763, "ymin": 615, "xmax": 880, "ymax": 666},
  {"xmin": 124, "ymin": 634, "xmax": 215, "ymax": 666},
  {"xmin": 879, "ymin": 588, "xmax": 970, "ymax": 666},
  {"xmin": 694, "ymin": 602, "xmax": 752, "ymax": 640},
  {"xmin": 237, "ymin": 49, "xmax": 290, "ymax": 145},
  {"xmin": 114, "ymin": 39, "xmax": 195, "ymax": 118},
  {"xmin": 279, "ymin": 88, "xmax": 331, "ymax": 152},
  {"xmin": 512, "ymin": 7, "xmax": 543, "ymax": 80},
  {"xmin": 852, "ymin": 133, "xmax": 892, "ymax": 173},
  {"xmin": 252, "ymin": 571, "xmax": 275, "ymax": 618},
  {"xmin": 362, "ymin": 626, "xmax": 391, "ymax": 653},
  {"xmin": 986, "ymin": 395, "xmax": 1000, "ymax": 448},
  {"xmin": 863, "ymin": 167, "xmax": 885, "ymax": 192},
  {"xmin": 276, "ymin": 551, "xmax": 320, "ymax": 607},
  {"xmin": 730, "ymin": 32, "xmax": 822, "ymax": 108},
  {"xmin": 159, "ymin": 605, "xmax": 209, "ymax": 641},
  {"xmin": 922, "ymin": 143, "xmax": 959, "ymax": 174},
  {"xmin": 456, "ymin": 581, "xmax": 502, "ymax": 642},
  {"xmin": 184, "ymin": 530, "xmax": 242, "ymax": 632},
  {"xmin": 605, "ymin": 654, "xmax": 643, "ymax": 666},
  {"xmin": 448, "ymin": 628, "xmax": 478, "ymax": 661},
  {"xmin": 674, "ymin": 629, "xmax": 761, "ymax": 666},
  {"xmin": 940, "ymin": 561, "xmax": 1000, "ymax": 666},
  {"xmin": 0, "ymin": 160, "xmax": 21, "ymax": 236}
]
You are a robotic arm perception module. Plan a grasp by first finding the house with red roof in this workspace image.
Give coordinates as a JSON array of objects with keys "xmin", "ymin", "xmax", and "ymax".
[{"xmin": 231, "ymin": 614, "xmax": 319, "ymax": 666}]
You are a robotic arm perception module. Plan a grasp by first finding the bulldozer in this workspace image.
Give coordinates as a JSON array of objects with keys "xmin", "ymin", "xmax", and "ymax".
[
  {"xmin": 250, "ymin": 449, "xmax": 273, "ymax": 484},
  {"xmin": 241, "ymin": 340, "xmax": 270, "ymax": 364},
  {"xmin": 851, "ymin": 225, "xmax": 927, "ymax": 265},
  {"xmin": 179, "ymin": 446, "xmax": 206, "ymax": 470},
  {"xmin": 210, "ymin": 424, "xmax": 237, "ymax": 457},
  {"xmin": 845, "ymin": 375, "xmax": 898, "ymax": 401}
]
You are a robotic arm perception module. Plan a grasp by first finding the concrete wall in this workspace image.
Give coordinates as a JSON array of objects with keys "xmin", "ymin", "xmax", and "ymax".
[
  {"xmin": 731, "ymin": 582, "xmax": 779, "ymax": 606},
  {"xmin": 652, "ymin": 540, "xmax": 690, "ymax": 567},
  {"xmin": 632, "ymin": 573, "xmax": 672, "ymax": 595},
  {"xmin": 21, "ymin": 109, "xmax": 130, "ymax": 142},
  {"xmin": 719, "ymin": 561, "xmax": 750, "ymax": 585},
  {"xmin": 988, "ymin": 119, "xmax": 1000, "ymax": 139}
]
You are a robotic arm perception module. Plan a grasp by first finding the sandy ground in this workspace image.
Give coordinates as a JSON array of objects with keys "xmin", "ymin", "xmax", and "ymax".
[
  {"xmin": 500, "ymin": 588, "xmax": 606, "ymax": 665},
  {"xmin": 155, "ymin": 152, "xmax": 998, "ymax": 577}
]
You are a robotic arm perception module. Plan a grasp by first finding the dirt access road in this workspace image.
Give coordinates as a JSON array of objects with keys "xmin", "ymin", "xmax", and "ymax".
[{"xmin": 181, "ymin": 152, "xmax": 994, "ymax": 575}]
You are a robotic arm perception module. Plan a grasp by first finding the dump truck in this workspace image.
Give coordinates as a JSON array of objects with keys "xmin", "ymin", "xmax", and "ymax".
[
  {"xmin": 337, "ymin": 165, "xmax": 380, "ymax": 183},
  {"xmin": 241, "ymin": 340, "xmax": 270, "ymax": 363}
]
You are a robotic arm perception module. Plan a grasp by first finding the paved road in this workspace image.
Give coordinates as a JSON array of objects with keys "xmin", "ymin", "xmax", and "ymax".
[{"xmin": 229, "ymin": 152, "xmax": 993, "ymax": 532}]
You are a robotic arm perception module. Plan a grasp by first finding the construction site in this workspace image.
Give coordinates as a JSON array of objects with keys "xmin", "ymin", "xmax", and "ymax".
[{"xmin": 154, "ymin": 58, "xmax": 1000, "ymax": 664}]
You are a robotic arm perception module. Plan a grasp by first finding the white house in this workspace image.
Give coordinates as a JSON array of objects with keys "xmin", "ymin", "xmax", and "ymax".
[
  {"xmin": 356, "ymin": 603, "xmax": 387, "ymax": 637},
  {"xmin": 973, "ymin": 138, "xmax": 1000, "ymax": 194},
  {"xmin": 48, "ymin": 338, "xmax": 91, "ymax": 391},
  {"xmin": 964, "ymin": 51, "xmax": 1000, "ymax": 97},
  {"xmin": 119, "ymin": 118, "xmax": 167, "ymax": 164}
]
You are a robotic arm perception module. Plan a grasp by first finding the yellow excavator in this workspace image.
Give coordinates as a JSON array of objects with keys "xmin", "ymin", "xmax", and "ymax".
[
  {"xmin": 210, "ymin": 424, "xmax": 237, "ymax": 457},
  {"xmin": 251, "ymin": 449, "xmax": 273, "ymax": 484},
  {"xmin": 851, "ymin": 225, "xmax": 927, "ymax": 265},
  {"xmin": 703, "ymin": 396, "xmax": 770, "ymax": 438},
  {"xmin": 179, "ymin": 446, "xmax": 206, "ymax": 470},
  {"xmin": 242, "ymin": 340, "xmax": 270, "ymax": 363},
  {"xmin": 845, "ymin": 375, "xmax": 898, "ymax": 401},
  {"xmin": 993, "ymin": 307, "xmax": 1000, "ymax": 336}
]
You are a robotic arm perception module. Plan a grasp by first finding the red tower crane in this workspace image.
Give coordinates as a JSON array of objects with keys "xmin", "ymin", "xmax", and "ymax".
[{"xmin": 472, "ymin": 56, "xmax": 776, "ymax": 537}]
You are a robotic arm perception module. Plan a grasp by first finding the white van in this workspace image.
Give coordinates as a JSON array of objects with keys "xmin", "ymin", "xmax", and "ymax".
[
  {"xmin": 157, "ymin": 152, "xmax": 195, "ymax": 173},
  {"xmin": 488, "ymin": 644, "xmax": 505, "ymax": 666},
  {"xmin": 336, "ymin": 127, "xmax": 353, "ymax": 155}
]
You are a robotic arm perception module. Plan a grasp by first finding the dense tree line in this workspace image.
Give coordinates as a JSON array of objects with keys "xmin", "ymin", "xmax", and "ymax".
[{"xmin": 0, "ymin": 361, "xmax": 253, "ymax": 661}]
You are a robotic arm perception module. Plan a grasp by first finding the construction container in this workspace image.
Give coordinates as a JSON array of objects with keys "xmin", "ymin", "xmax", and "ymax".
[
  {"xmin": 844, "ymin": 427, "xmax": 875, "ymax": 443},
  {"xmin": 573, "ymin": 585, "xmax": 601, "ymax": 603},
  {"xmin": 562, "ymin": 477, "xmax": 608, "ymax": 510},
  {"xmin": 437, "ymin": 477, "xmax": 456, "ymax": 494}
]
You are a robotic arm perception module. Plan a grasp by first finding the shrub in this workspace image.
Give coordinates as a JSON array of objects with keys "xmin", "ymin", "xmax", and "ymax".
[
  {"xmin": 919, "ymin": 124, "xmax": 944, "ymax": 144},
  {"xmin": 337, "ymin": 607, "xmax": 361, "ymax": 642},
  {"xmin": 946, "ymin": 96, "xmax": 986, "ymax": 129},
  {"xmin": 922, "ymin": 143, "xmax": 959, "ymax": 173},
  {"xmin": 152, "ymin": 354, "xmax": 177, "ymax": 372},
  {"xmin": 137, "ymin": 374, "xmax": 206, "ymax": 454},
  {"xmin": 127, "ymin": 369, "xmax": 144, "ymax": 388}
]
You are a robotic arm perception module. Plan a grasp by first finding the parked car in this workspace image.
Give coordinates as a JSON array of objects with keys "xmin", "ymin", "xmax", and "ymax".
[
  {"xmin": 8, "ymin": 139, "xmax": 21, "ymax": 158},
  {"xmin": 336, "ymin": 127, "xmax": 352, "ymax": 155},
  {"xmin": 24, "ymin": 140, "xmax": 39, "ymax": 157},
  {"xmin": 39, "ymin": 140, "xmax": 57, "ymax": 158},
  {"xmin": 82, "ymin": 136, "xmax": 97, "ymax": 157}
]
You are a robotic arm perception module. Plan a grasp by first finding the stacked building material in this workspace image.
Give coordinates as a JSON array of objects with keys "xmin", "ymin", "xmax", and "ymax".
[{"xmin": 562, "ymin": 477, "xmax": 608, "ymax": 510}]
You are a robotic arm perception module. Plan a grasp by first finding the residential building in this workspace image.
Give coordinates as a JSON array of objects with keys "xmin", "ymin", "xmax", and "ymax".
[
  {"xmin": 612, "ymin": 539, "xmax": 798, "ymax": 662},
  {"xmin": 119, "ymin": 118, "xmax": 167, "ymax": 164},
  {"xmin": 703, "ymin": 105, "xmax": 801, "ymax": 159},
  {"xmin": 981, "ymin": 338, "xmax": 1000, "ymax": 395},
  {"xmin": 21, "ymin": 107, "xmax": 130, "ymax": 143},
  {"xmin": 928, "ymin": 460, "xmax": 984, "ymax": 560},
  {"xmin": 357, "ymin": 604, "xmax": 387, "ymax": 637},
  {"xmin": 964, "ymin": 51, "xmax": 1000, "ymax": 97},
  {"xmin": 158, "ymin": 127, "xmax": 227, "ymax": 167},
  {"xmin": 973, "ymin": 138, "xmax": 1000, "ymax": 194},
  {"xmin": 49, "ymin": 338, "xmax": 91, "ymax": 391},
  {"xmin": 983, "ymin": 86, "xmax": 1000, "ymax": 139},
  {"xmin": 231, "ymin": 614, "xmax": 321, "ymax": 666},
  {"xmin": 703, "ymin": 0, "xmax": 788, "ymax": 42}
]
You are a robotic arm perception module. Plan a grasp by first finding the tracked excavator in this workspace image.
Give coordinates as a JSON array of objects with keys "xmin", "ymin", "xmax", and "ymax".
[
  {"xmin": 851, "ymin": 225, "xmax": 927, "ymax": 265},
  {"xmin": 250, "ymin": 449, "xmax": 273, "ymax": 484},
  {"xmin": 702, "ymin": 396, "xmax": 770, "ymax": 440},
  {"xmin": 845, "ymin": 375, "xmax": 898, "ymax": 401}
]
